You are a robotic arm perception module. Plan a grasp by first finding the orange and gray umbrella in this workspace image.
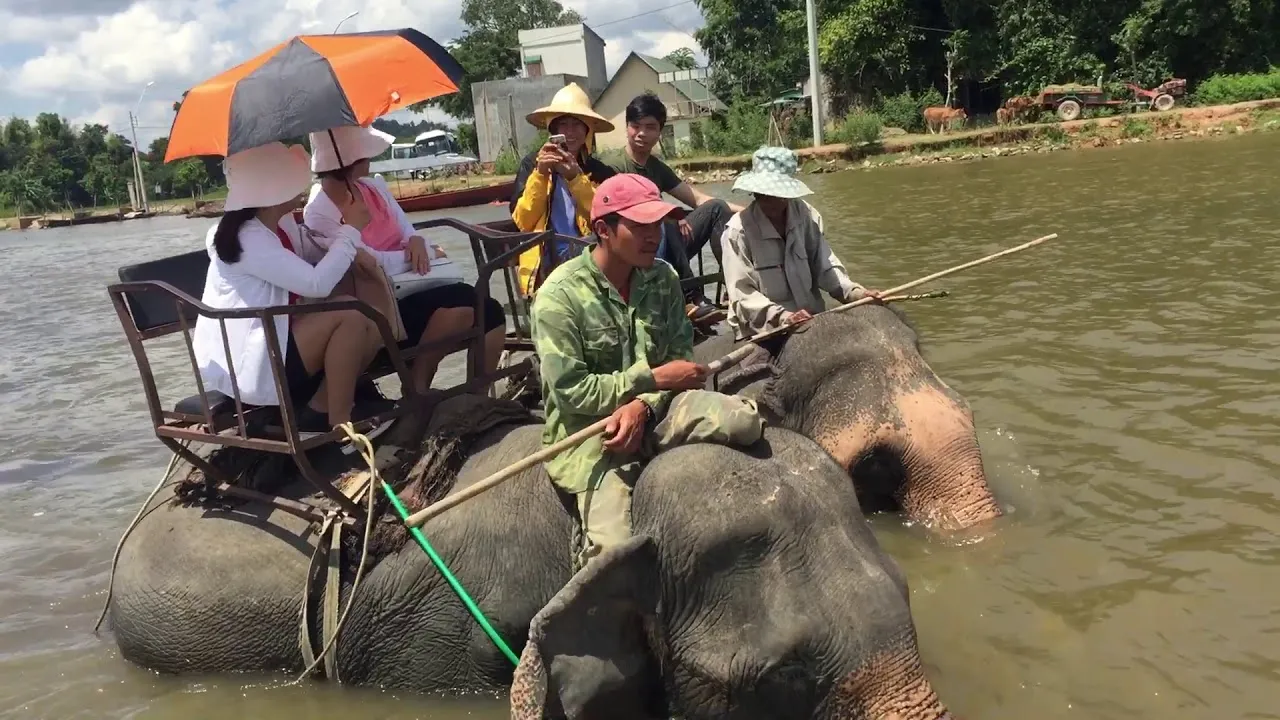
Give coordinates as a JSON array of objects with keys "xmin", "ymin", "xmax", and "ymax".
[{"xmin": 164, "ymin": 29, "xmax": 463, "ymax": 162}]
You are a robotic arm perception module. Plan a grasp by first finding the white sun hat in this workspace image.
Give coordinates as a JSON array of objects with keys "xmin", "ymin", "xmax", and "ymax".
[
  {"xmin": 309, "ymin": 125, "xmax": 394, "ymax": 173},
  {"xmin": 222, "ymin": 142, "xmax": 314, "ymax": 212}
]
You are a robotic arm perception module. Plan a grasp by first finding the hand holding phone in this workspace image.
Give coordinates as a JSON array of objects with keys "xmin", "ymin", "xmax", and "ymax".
[{"xmin": 548, "ymin": 134, "xmax": 568, "ymax": 150}]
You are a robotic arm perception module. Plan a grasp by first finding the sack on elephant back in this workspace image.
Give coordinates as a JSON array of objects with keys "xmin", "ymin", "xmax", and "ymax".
[{"xmin": 304, "ymin": 264, "xmax": 408, "ymax": 344}]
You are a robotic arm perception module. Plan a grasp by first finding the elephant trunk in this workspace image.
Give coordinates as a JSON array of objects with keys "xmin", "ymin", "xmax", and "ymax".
[
  {"xmin": 828, "ymin": 648, "xmax": 953, "ymax": 720},
  {"xmin": 891, "ymin": 384, "xmax": 1002, "ymax": 530}
]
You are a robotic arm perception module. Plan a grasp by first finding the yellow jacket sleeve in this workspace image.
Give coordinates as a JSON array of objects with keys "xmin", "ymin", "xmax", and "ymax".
[
  {"xmin": 513, "ymin": 170, "xmax": 551, "ymax": 232},
  {"xmin": 567, "ymin": 172, "xmax": 596, "ymax": 223}
]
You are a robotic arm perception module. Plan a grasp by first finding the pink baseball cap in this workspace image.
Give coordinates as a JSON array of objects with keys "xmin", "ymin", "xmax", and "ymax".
[{"xmin": 590, "ymin": 173, "xmax": 679, "ymax": 224}]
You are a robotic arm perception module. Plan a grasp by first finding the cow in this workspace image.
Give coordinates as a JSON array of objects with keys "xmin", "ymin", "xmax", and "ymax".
[
  {"xmin": 923, "ymin": 106, "xmax": 967, "ymax": 133},
  {"xmin": 1002, "ymin": 95, "xmax": 1037, "ymax": 124}
]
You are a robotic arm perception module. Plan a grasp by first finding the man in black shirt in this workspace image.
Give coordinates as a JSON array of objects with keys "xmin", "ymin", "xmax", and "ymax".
[{"xmin": 606, "ymin": 92, "xmax": 744, "ymax": 270}]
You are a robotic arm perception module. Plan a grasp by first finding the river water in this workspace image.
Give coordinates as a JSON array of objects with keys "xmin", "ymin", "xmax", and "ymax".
[{"xmin": 3, "ymin": 132, "xmax": 1278, "ymax": 719}]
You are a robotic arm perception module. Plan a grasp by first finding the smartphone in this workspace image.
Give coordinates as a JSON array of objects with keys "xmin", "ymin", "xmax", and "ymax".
[{"xmin": 548, "ymin": 134, "xmax": 568, "ymax": 150}]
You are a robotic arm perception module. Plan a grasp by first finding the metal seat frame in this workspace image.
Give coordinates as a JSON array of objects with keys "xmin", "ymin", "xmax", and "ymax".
[{"xmin": 107, "ymin": 218, "xmax": 552, "ymax": 523}]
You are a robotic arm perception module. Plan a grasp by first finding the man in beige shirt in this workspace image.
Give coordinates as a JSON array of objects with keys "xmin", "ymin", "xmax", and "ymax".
[{"xmin": 720, "ymin": 146, "xmax": 883, "ymax": 340}]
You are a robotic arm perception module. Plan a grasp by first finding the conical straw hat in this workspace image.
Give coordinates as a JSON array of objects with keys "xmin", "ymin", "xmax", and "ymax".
[{"xmin": 526, "ymin": 83, "xmax": 614, "ymax": 133}]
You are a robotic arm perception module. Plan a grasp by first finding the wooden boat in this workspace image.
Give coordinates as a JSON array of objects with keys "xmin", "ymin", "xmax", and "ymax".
[{"xmin": 396, "ymin": 180, "xmax": 515, "ymax": 213}]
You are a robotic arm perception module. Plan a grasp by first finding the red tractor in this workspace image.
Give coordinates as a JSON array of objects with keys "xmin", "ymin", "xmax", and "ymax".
[{"xmin": 1126, "ymin": 78, "xmax": 1187, "ymax": 112}]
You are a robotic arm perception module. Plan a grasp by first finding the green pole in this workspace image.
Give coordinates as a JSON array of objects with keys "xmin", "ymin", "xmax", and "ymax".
[{"xmin": 380, "ymin": 481, "xmax": 521, "ymax": 666}]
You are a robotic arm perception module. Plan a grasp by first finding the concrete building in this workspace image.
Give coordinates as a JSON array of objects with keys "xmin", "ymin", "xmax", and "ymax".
[
  {"xmin": 592, "ymin": 53, "xmax": 727, "ymax": 152},
  {"xmin": 517, "ymin": 24, "xmax": 608, "ymax": 96},
  {"xmin": 472, "ymin": 73, "xmax": 591, "ymax": 163}
]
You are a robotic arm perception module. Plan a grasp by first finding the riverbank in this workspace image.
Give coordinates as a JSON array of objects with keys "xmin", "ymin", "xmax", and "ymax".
[
  {"xmin": 0, "ymin": 173, "xmax": 518, "ymax": 230},
  {"xmin": 672, "ymin": 97, "xmax": 1280, "ymax": 183}
]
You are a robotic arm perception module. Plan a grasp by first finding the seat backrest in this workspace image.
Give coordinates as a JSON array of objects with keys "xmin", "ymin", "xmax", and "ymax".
[{"xmin": 116, "ymin": 249, "xmax": 211, "ymax": 332}]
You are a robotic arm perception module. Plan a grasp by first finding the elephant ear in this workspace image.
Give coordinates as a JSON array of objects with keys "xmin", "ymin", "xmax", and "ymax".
[{"xmin": 510, "ymin": 534, "xmax": 664, "ymax": 720}]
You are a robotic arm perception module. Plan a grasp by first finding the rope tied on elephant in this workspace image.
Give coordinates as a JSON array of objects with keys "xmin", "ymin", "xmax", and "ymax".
[
  {"xmin": 292, "ymin": 423, "xmax": 380, "ymax": 684},
  {"xmin": 92, "ymin": 440, "xmax": 190, "ymax": 634}
]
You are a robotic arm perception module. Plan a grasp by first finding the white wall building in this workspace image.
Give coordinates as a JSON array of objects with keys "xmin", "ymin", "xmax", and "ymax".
[{"xmin": 517, "ymin": 24, "xmax": 608, "ymax": 97}]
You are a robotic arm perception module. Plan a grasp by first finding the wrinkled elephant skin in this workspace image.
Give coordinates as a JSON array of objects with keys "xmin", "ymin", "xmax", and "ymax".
[
  {"xmin": 696, "ymin": 307, "xmax": 1002, "ymax": 531},
  {"xmin": 111, "ymin": 422, "xmax": 575, "ymax": 689}
]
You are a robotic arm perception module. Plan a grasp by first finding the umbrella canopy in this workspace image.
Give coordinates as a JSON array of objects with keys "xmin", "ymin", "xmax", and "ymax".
[{"xmin": 164, "ymin": 28, "xmax": 464, "ymax": 162}]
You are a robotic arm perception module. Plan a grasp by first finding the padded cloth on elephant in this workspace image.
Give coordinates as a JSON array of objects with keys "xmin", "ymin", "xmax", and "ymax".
[
  {"xmin": 368, "ymin": 395, "xmax": 538, "ymax": 558},
  {"xmin": 714, "ymin": 341, "xmax": 773, "ymax": 391},
  {"xmin": 712, "ymin": 329, "xmax": 795, "ymax": 391}
]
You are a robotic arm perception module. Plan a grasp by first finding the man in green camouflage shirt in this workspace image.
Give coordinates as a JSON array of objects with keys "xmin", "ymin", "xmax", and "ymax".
[{"xmin": 531, "ymin": 173, "xmax": 764, "ymax": 569}]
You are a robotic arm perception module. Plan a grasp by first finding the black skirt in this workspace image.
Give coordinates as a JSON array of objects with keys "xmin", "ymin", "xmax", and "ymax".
[
  {"xmin": 398, "ymin": 282, "xmax": 507, "ymax": 342},
  {"xmin": 284, "ymin": 330, "xmax": 323, "ymax": 406}
]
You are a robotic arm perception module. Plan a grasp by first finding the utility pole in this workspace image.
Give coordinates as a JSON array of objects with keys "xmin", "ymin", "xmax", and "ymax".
[
  {"xmin": 805, "ymin": 0, "xmax": 824, "ymax": 147},
  {"xmin": 129, "ymin": 112, "xmax": 144, "ymax": 211},
  {"xmin": 130, "ymin": 81, "xmax": 155, "ymax": 213}
]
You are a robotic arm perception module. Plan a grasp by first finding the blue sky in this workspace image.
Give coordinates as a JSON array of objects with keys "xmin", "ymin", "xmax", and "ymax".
[{"xmin": 0, "ymin": 0, "xmax": 708, "ymax": 146}]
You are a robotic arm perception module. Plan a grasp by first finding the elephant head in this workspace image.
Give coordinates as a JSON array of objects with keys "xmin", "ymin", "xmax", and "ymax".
[
  {"xmin": 757, "ymin": 307, "xmax": 1001, "ymax": 530},
  {"xmin": 511, "ymin": 428, "xmax": 955, "ymax": 719}
]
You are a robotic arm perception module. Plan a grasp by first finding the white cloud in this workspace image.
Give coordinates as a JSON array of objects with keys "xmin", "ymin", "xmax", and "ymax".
[
  {"xmin": 0, "ymin": 0, "xmax": 707, "ymax": 145},
  {"xmin": 0, "ymin": 14, "xmax": 94, "ymax": 43},
  {"xmin": 11, "ymin": 2, "xmax": 238, "ymax": 96}
]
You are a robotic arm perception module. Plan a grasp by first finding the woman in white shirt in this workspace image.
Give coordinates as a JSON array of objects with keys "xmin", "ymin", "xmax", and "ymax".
[
  {"xmin": 193, "ymin": 141, "xmax": 389, "ymax": 433},
  {"xmin": 303, "ymin": 125, "xmax": 507, "ymax": 393}
]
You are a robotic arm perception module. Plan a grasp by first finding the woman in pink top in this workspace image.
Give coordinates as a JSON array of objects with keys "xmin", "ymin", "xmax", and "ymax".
[{"xmin": 303, "ymin": 126, "xmax": 507, "ymax": 393}]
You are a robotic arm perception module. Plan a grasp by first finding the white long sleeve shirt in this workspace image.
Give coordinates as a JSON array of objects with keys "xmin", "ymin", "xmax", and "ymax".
[
  {"xmin": 193, "ymin": 213, "xmax": 361, "ymax": 406},
  {"xmin": 302, "ymin": 176, "xmax": 417, "ymax": 277},
  {"xmin": 721, "ymin": 199, "xmax": 862, "ymax": 339}
]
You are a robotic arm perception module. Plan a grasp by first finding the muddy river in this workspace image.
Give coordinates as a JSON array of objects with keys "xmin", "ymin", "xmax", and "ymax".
[{"xmin": 1, "ymin": 131, "xmax": 1277, "ymax": 719}]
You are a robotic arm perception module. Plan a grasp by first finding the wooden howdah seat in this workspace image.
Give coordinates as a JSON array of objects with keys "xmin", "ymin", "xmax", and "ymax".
[{"xmin": 108, "ymin": 217, "xmax": 552, "ymax": 521}]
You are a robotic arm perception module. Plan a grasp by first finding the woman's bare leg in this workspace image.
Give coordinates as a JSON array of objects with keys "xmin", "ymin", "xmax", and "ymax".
[
  {"xmin": 483, "ymin": 326, "xmax": 505, "ymax": 376},
  {"xmin": 291, "ymin": 308, "xmax": 376, "ymax": 425},
  {"xmin": 412, "ymin": 306, "xmax": 473, "ymax": 392}
]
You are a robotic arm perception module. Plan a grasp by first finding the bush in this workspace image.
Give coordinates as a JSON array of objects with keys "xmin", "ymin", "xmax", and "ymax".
[
  {"xmin": 493, "ymin": 148, "xmax": 521, "ymax": 175},
  {"xmin": 1193, "ymin": 68, "xmax": 1280, "ymax": 106},
  {"xmin": 831, "ymin": 110, "xmax": 883, "ymax": 145},
  {"xmin": 702, "ymin": 102, "xmax": 771, "ymax": 156},
  {"xmin": 785, "ymin": 110, "xmax": 814, "ymax": 149},
  {"xmin": 1120, "ymin": 117, "xmax": 1152, "ymax": 138},
  {"xmin": 875, "ymin": 87, "xmax": 943, "ymax": 133}
]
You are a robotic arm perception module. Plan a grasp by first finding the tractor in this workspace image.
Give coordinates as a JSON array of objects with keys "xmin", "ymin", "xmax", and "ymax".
[{"xmin": 1029, "ymin": 77, "xmax": 1188, "ymax": 121}]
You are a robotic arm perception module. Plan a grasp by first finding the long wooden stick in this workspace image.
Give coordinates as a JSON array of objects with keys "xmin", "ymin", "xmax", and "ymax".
[
  {"xmin": 405, "ymin": 418, "xmax": 611, "ymax": 528},
  {"xmin": 403, "ymin": 232, "xmax": 1057, "ymax": 528},
  {"xmin": 708, "ymin": 233, "xmax": 1057, "ymax": 373}
]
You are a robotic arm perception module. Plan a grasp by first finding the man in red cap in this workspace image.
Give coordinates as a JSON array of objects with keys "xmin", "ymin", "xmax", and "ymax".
[{"xmin": 530, "ymin": 173, "xmax": 764, "ymax": 570}]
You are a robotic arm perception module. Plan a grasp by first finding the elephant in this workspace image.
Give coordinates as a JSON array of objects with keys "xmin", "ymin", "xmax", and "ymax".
[
  {"xmin": 511, "ymin": 425, "xmax": 955, "ymax": 720},
  {"xmin": 694, "ymin": 305, "xmax": 1002, "ymax": 531},
  {"xmin": 109, "ymin": 395, "xmax": 955, "ymax": 719}
]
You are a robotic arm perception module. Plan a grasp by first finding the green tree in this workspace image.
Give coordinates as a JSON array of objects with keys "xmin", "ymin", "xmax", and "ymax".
[
  {"xmin": 82, "ymin": 153, "xmax": 127, "ymax": 206},
  {"xmin": 695, "ymin": 0, "xmax": 1280, "ymax": 108},
  {"xmin": 173, "ymin": 158, "xmax": 209, "ymax": 200},
  {"xmin": 695, "ymin": 0, "xmax": 809, "ymax": 102},
  {"xmin": 664, "ymin": 47, "xmax": 698, "ymax": 70},
  {"xmin": 0, "ymin": 167, "xmax": 55, "ymax": 214},
  {"xmin": 414, "ymin": 0, "xmax": 581, "ymax": 120},
  {"xmin": 0, "ymin": 111, "xmax": 231, "ymax": 214}
]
